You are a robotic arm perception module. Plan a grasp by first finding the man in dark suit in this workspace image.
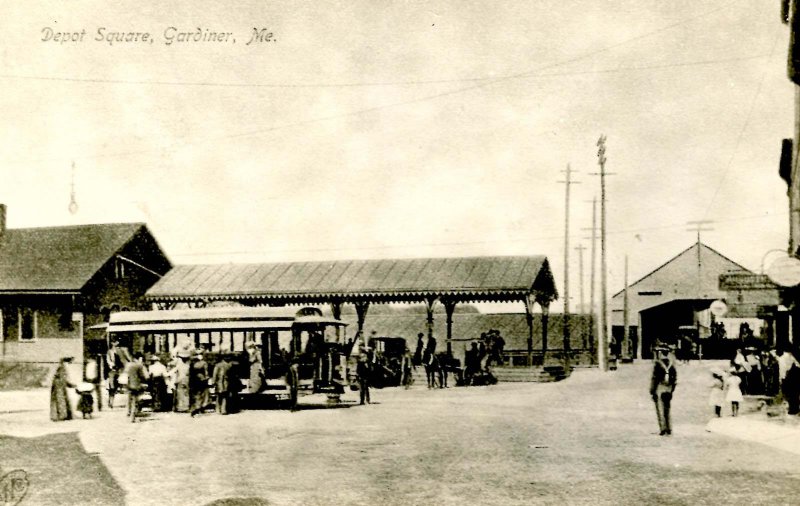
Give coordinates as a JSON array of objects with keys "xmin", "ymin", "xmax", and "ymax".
[
  {"xmin": 649, "ymin": 344, "xmax": 677, "ymax": 436},
  {"xmin": 125, "ymin": 353, "xmax": 150, "ymax": 423},
  {"xmin": 423, "ymin": 335, "xmax": 437, "ymax": 388},
  {"xmin": 212, "ymin": 351, "xmax": 238, "ymax": 415}
]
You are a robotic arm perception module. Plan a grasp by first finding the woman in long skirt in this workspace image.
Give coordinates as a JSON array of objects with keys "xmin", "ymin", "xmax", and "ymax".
[
  {"xmin": 50, "ymin": 357, "xmax": 75, "ymax": 421},
  {"xmin": 171, "ymin": 352, "xmax": 191, "ymax": 412}
]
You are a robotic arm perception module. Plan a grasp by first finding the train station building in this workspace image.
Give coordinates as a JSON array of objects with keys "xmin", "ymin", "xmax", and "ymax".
[{"xmin": 611, "ymin": 241, "xmax": 780, "ymax": 359}]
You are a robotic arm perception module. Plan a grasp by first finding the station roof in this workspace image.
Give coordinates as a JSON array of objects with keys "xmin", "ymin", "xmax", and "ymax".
[
  {"xmin": 0, "ymin": 222, "xmax": 167, "ymax": 293},
  {"xmin": 146, "ymin": 255, "xmax": 558, "ymax": 305}
]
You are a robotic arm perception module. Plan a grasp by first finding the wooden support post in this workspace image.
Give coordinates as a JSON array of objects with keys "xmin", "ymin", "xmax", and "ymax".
[
  {"xmin": 330, "ymin": 300, "xmax": 342, "ymax": 342},
  {"xmin": 355, "ymin": 301, "xmax": 370, "ymax": 345},
  {"xmin": 541, "ymin": 302, "xmax": 550, "ymax": 364},
  {"xmin": 442, "ymin": 299, "xmax": 456, "ymax": 356},
  {"xmin": 425, "ymin": 296, "xmax": 437, "ymax": 341},
  {"xmin": 524, "ymin": 295, "xmax": 535, "ymax": 367}
]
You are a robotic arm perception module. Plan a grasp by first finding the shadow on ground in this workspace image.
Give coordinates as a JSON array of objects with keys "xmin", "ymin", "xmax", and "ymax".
[{"xmin": 0, "ymin": 431, "xmax": 125, "ymax": 505}]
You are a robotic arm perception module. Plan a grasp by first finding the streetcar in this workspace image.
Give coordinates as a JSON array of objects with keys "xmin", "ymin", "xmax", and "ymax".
[{"xmin": 104, "ymin": 305, "xmax": 353, "ymax": 408}]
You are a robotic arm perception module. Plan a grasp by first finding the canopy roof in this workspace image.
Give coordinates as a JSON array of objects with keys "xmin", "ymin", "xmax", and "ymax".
[{"xmin": 147, "ymin": 255, "xmax": 557, "ymax": 305}]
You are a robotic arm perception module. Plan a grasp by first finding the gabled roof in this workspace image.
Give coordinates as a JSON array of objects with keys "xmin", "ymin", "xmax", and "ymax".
[
  {"xmin": 0, "ymin": 223, "xmax": 157, "ymax": 292},
  {"xmin": 147, "ymin": 255, "xmax": 558, "ymax": 303},
  {"xmin": 612, "ymin": 242, "xmax": 749, "ymax": 298}
]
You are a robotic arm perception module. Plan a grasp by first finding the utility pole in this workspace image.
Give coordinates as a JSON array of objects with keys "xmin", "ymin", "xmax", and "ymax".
[
  {"xmin": 558, "ymin": 164, "xmax": 579, "ymax": 371},
  {"xmin": 591, "ymin": 135, "xmax": 614, "ymax": 371},
  {"xmin": 575, "ymin": 243, "xmax": 587, "ymax": 348},
  {"xmin": 686, "ymin": 220, "xmax": 714, "ymax": 345},
  {"xmin": 623, "ymin": 254, "xmax": 629, "ymax": 360},
  {"xmin": 582, "ymin": 197, "xmax": 598, "ymax": 359}
]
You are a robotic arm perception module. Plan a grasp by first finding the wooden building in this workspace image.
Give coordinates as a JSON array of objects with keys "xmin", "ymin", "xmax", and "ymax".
[
  {"xmin": 610, "ymin": 241, "xmax": 777, "ymax": 359},
  {"xmin": 0, "ymin": 206, "xmax": 171, "ymax": 365}
]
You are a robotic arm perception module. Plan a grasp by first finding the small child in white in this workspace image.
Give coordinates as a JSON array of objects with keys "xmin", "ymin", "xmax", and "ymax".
[
  {"xmin": 724, "ymin": 367, "xmax": 744, "ymax": 417},
  {"xmin": 709, "ymin": 370, "xmax": 725, "ymax": 417}
]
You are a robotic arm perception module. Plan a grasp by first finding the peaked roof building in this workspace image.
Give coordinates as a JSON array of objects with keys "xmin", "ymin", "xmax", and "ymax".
[
  {"xmin": 610, "ymin": 242, "xmax": 775, "ymax": 359},
  {"xmin": 611, "ymin": 242, "xmax": 748, "ymax": 319},
  {"xmin": 0, "ymin": 205, "xmax": 171, "ymax": 365},
  {"xmin": 0, "ymin": 221, "xmax": 169, "ymax": 293}
]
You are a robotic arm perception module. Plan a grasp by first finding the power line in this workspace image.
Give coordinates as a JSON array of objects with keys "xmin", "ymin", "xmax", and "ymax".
[
  {"xmin": 702, "ymin": 31, "xmax": 782, "ymax": 219},
  {"xmin": 0, "ymin": 53, "xmax": 769, "ymax": 89},
  {"xmin": 1, "ymin": 2, "xmax": 737, "ymax": 166},
  {"xmin": 166, "ymin": 211, "xmax": 787, "ymax": 258}
]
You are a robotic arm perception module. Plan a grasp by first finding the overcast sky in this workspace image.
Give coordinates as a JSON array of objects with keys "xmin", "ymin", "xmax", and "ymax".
[{"xmin": 0, "ymin": 0, "xmax": 794, "ymax": 312}]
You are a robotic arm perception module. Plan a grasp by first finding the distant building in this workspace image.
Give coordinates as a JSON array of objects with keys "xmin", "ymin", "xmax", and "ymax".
[
  {"xmin": 0, "ymin": 205, "xmax": 171, "ymax": 365},
  {"xmin": 611, "ymin": 241, "xmax": 778, "ymax": 359}
]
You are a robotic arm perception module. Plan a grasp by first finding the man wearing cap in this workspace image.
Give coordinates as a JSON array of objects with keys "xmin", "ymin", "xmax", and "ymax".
[
  {"xmin": 212, "ymin": 350, "xmax": 237, "ymax": 415},
  {"xmin": 356, "ymin": 345, "xmax": 372, "ymax": 405},
  {"xmin": 126, "ymin": 353, "xmax": 150, "ymax": 423},
  {"xmin": 649, "ymin": 344, "xmax": 677, "ymax": 436}
]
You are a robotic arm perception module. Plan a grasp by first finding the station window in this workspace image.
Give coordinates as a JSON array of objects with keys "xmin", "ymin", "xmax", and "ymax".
[
  {"xmin": 115, "ymin": 258, "xmax": 126, "ymax": 279},
  {"xmin": 19, "ymin": 308, "xmax": 36, "ymax": 341}
]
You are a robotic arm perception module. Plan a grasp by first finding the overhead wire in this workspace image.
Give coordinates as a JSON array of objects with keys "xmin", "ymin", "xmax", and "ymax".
[{"xmin": 2, "ymin": 1, "xmax": 741, "ymax": 166}]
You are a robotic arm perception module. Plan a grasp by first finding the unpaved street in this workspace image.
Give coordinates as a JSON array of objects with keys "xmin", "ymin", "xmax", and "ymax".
[{"xmin": 2, "ymin": 362, "xmax": 799, "ymax": 505}]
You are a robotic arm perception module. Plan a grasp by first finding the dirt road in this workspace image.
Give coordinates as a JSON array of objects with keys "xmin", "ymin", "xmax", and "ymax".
[{"xmin": 1, "ymin": 362, "xmax": 799, "ymax": 505}]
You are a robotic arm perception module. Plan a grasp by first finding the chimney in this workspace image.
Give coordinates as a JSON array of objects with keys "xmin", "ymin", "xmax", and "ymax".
[{"xmin": 0, "ymin": 204, "xmax": 5, "ymax": 237}]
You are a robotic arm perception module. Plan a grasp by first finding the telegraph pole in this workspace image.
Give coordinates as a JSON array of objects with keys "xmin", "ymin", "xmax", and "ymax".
[
  {"xmin": 582, "ymin": 197, "xmax": 598, "ymax": 359},
  {"xmin": 623, "ymin": 255, "xmax": 629, "ymax": 360},
  {"xmin": 687, "ymin": 220, "xmax": 714, "ymax": 345},
  {"xmin": 558, "ymin": 164, "xmax": 579, "ymax": 371},
  {"xmin": 686, "ymin": 220, "xmax": 715, "ymax": 295},
  {"xmin": 575, "ymin": 243, "xmax": 587, "ymax": 348},
  {"xmin": 591, "ymin": 135, "xmax": 614, "ymax": 371}
]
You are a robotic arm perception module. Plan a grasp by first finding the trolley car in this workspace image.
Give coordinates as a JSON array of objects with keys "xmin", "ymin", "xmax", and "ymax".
[{"xmin": 105, "ymin": 306, "xmax": 352, "ymax": 408}]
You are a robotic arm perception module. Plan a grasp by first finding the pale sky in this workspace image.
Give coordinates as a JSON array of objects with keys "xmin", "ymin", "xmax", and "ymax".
[{"xmin": 0, "ymin": 0, "xmax": 794, "ymax": 312}]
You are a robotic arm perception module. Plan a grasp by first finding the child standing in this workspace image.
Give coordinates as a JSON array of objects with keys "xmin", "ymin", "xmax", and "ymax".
[
  {"xmin": 76, "ymin": 382, "xmax": 95, "ymax": 419},
  {"xmin": 724, "ymin": 367, "xmax": 744, "ymax": 417},
  {"xmin": 709, "ymin": 370, "xmax": 725, "ymax": 417}
]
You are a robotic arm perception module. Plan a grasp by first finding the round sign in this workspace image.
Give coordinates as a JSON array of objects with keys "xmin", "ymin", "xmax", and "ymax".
[
  {"xmin": 709, "ymin": 300, "xmax": 727, "ymax": 317},
  {"xmin": 767, "ymin": 256, "xmax": 800, "ymax": 287}
]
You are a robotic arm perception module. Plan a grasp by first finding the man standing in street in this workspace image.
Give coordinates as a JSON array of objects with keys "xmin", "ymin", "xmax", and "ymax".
[
  {"xmin": 126, "ymin": 353, "xmax": 150, "ymax": 423},
  {"xmin": 357, "ymin": 345, "xmax": 372, "ymax": 405},
  {"xmin": 212, "ymin": 350, "xmax": 237, "ymax": 415},
  {"xmin": 649, "ymin": 344, "xmax": 677, "ymax": 436}
]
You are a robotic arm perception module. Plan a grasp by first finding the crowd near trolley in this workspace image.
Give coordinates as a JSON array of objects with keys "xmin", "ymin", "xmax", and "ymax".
[{"xmin": 49, "ymin": 305, "xmax": 514, "ymax": 423}]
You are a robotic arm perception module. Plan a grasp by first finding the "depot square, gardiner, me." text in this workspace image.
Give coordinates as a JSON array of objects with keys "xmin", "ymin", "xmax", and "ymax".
[{"xmin": 41, "ymin": 27, "xmax": 276, "ymax": 46}]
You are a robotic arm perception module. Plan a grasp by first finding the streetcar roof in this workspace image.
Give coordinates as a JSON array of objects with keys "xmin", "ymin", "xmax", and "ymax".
[{"xmin": 107, "ymin": 306, "xmax": 346, "ymax": 333}]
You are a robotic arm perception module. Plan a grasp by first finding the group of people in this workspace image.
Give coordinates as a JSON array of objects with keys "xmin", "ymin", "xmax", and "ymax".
[
  {"xmin": 411, "ymin": 332, "xmax": 461, "ymax": 388},
  {"xmin": 462, "ymin": 330, "xmax": 505, "ymax": 386},
  {"xmin": 709, "ymin": 347, "xmax": 800, "ymax": 417},
  {"xmin": 51, "ymin": 340, "xmax": 243, "ymax": 423}
]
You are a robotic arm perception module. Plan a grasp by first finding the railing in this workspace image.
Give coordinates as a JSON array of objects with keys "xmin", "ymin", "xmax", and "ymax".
[{"xmin": 501, "ymin": 349, "xmax": 596, "ymax": 367}]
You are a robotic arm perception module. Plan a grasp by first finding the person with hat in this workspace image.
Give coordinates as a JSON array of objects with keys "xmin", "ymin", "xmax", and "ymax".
[
  {"xmin": 50, "ymin": 356, "xmax": 76, "ymax": 421},
  {"xmin": 247, "ymin": 341, "xmax": 264, "ymax": 394},
  {"xmin": 212, "ymin": 349, "xmax": 238, "ymax": 415},
  {"xmin": 170, "ymin": 349, "xmax": 192, "ymax": 413},
  {"xmin": 125, "ymin": 353, "xmax": 150, "ymax": 423},
  {"xmin": 356, "ymin": 345, "xmax": 372, "ymax": 405},
  {"xmin": 148, "ymin": 354, "xmax": 169, "ymax": 412},
  {"xmin": 189, "ymin": 349, "xmax": 210, "ymax": 417},
  {"xmin": 649, "ymin": 344, "xmax": 677, "ymax": 435}
]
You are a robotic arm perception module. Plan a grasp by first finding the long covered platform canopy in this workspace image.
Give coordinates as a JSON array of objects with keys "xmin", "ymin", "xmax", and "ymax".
[{"xmin": 146, "ymin": 256, "xmax": 559, "ymax": 361}]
